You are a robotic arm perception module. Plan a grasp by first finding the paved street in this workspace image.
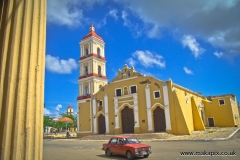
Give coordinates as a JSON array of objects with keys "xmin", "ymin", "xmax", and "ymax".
[{"xmin": 43, "ymin": 131, "xmax": 240, "ymax": 160}]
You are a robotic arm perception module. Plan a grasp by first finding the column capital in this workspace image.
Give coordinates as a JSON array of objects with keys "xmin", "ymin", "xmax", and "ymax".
[{"xmin": 145, "ymin": 85, "xmax": 150, "ymax": 90}]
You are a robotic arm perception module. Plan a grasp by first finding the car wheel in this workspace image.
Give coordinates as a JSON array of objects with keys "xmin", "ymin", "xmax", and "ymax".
[
  {"xmin": 143, "ymin": 154, "xmax": 149, "ymax": 158},
  {"xmin": 106, "ymin": 149, "xmax": 112, "ymax": 157},
  {"xmin": 126, "ymin": 151, "xmax": 133, "ymax": 160}
]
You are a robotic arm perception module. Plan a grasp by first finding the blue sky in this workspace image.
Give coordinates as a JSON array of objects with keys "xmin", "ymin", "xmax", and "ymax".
[{"xmin": 44, "ymin": 0, "xmax": 240, "ymax": 117}]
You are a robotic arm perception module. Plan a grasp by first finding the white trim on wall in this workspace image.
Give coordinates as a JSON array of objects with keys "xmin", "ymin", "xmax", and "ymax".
[
  {"xmin": 162, "ymin": 83, "xmax": 171, "ymax": 130},
  {"xmin": 145, "ymin": 85, "xmax": 153, "ymax": 131},
  {"xmin": 104, "ymin": 94, "xmax": 109, "ymax": 133}
]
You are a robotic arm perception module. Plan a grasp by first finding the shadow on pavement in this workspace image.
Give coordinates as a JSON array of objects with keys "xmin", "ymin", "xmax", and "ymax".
[{"xmin": 96, "ymin": 154, "xmax": 145, "ymax": 159}]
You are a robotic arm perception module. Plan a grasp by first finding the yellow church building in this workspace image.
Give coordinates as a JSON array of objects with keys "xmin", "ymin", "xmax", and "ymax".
[{"xmin": 76, "ymin": 25, "xmax": 239, "ymax": 137}]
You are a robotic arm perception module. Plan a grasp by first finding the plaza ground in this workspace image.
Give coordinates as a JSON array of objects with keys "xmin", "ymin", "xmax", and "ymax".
[{"xmin": 43, "ymin": 127, "xmax": 240, "ymax": 160}]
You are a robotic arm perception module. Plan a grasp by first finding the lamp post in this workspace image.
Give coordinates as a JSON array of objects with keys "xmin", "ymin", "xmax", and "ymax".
[{"xmin": 65, "ymin": 117, "xmax": 68, "ymax": 131}]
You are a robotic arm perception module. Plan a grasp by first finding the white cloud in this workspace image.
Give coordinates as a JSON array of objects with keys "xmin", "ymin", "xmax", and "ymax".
[
  {"xmin": 47, "ymin": 0, "xmax": 83, "ymax": 27},
  {"xmin": 121, "ymin": 10, "xmax": 143, "ymax": 38},
  {"xmin": 132, "ymin": 50, "xmax": 165, "ymax": 68},
  {"xmin": 45, "ymin": 55, "xmax": 78, "ymax": 74},
  {"xmin": 182, "ymin": 35, "xmax": 205, "ymax": 58},
  {"xmin": 208, "ymin": 32, "xmax": 225, "ymax": 46},
  {"xmin": 115, "ymin": 0, "xmax": 240, "ymax": 58},
  {"xmin": 126, "ymin": 58, "xmax": 137, "ymax": 66},
  {"xmin": 183, "ymin": 67, "xmax": 194, "ymax": 75},
  {"xmin": 121, "ymin": 10, "xmax": 130, "ymax": 27},
  {"xmin": 137, "ymin": 68, "xmax": 155, "ymax": 77},
  {"xmin": 147, "ymin": 24, "xmax": 161, "ymax": 38},
  {"xmin": 44, "ymin": 108, "xmax": 52, "ymax": 115},
  {"xmin": 213, "ymin": 51, "xmax": 224, "ymax": 58},
  {"xmin": 202, "ymin": 0, "xmax": 237, "ymax": 12},
  {"xmin": 109, "ymin": 9, "xmax": 118, "ymax": 20},
  {"xmin": 55, "ymin": 104, "xmax": 62, "ymax": 112},
  {"xmin": 47, "ymin": 0, "xmax": 106, "ymax": 27}
]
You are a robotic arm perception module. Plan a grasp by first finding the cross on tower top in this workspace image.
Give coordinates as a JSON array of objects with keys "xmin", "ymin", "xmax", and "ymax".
[{"xmin": 90, "ymin": 24, "xmax": 95, "ymax": 31}]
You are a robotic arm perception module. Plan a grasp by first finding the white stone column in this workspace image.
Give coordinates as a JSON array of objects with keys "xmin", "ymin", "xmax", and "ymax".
[
  {"xmin": 90, "ymin": 61, "xmax": 92, "ymax": 74},
  {"xmin": 95, "ymin": 61, "xmax": 98, "ymax": 74},
  {"xmin": 92, "ymin": 98, "xmax": 97, "ymax": 134},
  {"xmin": 103, "ymin": 45, "xmax": 105, "ymax": 57},
  {"xmin": 80, "ymin": 45, "xmax": 82, "ymax": 57},
  {"xmin": 88, "ymin": 81, "xmax": 91, "ymax": 95},
  {"xmin": 147, "ymin": 108, "xmax": 152, "ymax": 130},
  {"xmin": 104, "ymin": 94, "xmax": 110, "ymax": 133},
  {"xmin": 103, "ymin": 63, "xmax": 106, "ymax": 76},
  {"xmin": 77, "ymin": 110, "xmax": 79, "ymax": 131},
  {"xmin": 88, "ymin": 61, "xmax": 90, "ymax": 75},
  {"xmin": 81, "ymin": 83, "xmax": 84, "ymax": 96},
  {"xmin": 79, "ymin": 83, "xmax": 82, "ymax": 96},
  {"xmin": 81, "ymin": 64, "xmax": 83, "ymax": 76},
  {"xmin": 88, "ymin": 42, "xmax": 90, "ymax": 55},
  {"xmin": 114, "ymin": 97, "xmax": 119, "ymax": 128},
  {"xmin": 145, "ymin": 85, "xmax": 153, "ymax": 131},
  {"xmin": 133, "ymin": 94, "xmax": 140, "ymax": 127},
  {"xmin": 90, "ymin": 42, "xmax": 93, "ymax": 53},
  {"xmin": 163, "ymin": 83, "xmax": 171, "ymax": 130},
  {"xmin": 93, "ymin": 61, "xmax": 97, "ymax": 73}
]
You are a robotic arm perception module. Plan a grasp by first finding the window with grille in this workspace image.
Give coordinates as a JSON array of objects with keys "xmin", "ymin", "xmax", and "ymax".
[
  {"xmin": 116, "ymin": 89, "xmax": 121, "ymax": 96},
  {"xmin": 154, "ymin": 91, "xmax": 160, "ymax": 98},
  {"xmin": 99, "ymin": 100, "xmax": 103, "ymax": 106},
  {"xmin": 219, "ymin": 99, "xmax": 225, "ymax": 105},
  {"xmin": 130, "ymin": 86, "xmax": 136, "ymax": 94}
]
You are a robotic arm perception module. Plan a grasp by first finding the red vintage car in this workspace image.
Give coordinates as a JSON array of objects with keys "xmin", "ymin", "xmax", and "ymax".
[{"xmin": 102, "ymin": 136, "xmax": 151, "ymax": 160}]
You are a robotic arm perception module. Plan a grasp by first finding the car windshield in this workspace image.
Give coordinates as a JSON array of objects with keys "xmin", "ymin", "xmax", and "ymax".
[{"xmin": 124, "ymin": 138, "xmax": 139, "ymax": 144}]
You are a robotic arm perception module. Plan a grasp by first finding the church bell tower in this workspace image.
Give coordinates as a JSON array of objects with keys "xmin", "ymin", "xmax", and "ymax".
[{"xmin": 77, "ymin": 24, "xmax": 108, "ymax": 101}]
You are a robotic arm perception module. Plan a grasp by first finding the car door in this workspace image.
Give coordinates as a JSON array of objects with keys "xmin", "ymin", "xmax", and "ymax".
[
  {"xmin": 116, "ymin": 138, "xmax": 125, "ymax": 155},
  {"xmin": 108, "ymin": 138, "xmax": 118, "ymax": 154}
]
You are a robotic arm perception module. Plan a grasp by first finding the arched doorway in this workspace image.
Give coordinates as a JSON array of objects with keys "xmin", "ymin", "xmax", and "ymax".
[
  {"xmin": 153, "ymin": 107, "xmax": 166, "ymax": 132},
  {"xmin": 98, "ymin": 115, "xmax": 106, "ymax": 134},
  {"xmin": 121, "ymin": 106, "xmax": 134, "ymax": 133}
]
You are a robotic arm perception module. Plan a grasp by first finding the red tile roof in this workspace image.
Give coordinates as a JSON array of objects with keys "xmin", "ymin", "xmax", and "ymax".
[
  {"xmin": 82, "ymin": 24, "xmax": 103, "ymax": 41},
  {"xmin": 57, "ymin": 117, "xmax": 73, "ymax": 122}
]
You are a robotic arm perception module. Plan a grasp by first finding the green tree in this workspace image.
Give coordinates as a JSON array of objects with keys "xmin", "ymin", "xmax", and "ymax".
[{"xmin": 43, "ymin": 116, "xmax": 54, "ymax": 132}]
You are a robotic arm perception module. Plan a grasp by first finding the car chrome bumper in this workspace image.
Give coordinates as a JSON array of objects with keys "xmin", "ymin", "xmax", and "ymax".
[{"xmin": 134, "ymin": 151, "xmax": 152, "ymax": 156}]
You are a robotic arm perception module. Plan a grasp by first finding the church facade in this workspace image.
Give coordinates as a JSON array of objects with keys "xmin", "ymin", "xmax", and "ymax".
[{"xmin": 77, "ymin": 25, "xmax": 239, "ymax": 137}]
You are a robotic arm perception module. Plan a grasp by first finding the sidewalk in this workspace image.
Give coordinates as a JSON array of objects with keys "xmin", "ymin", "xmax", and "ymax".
[
  {"xmin": 44, "ymin": 132, "xmax": 77, "ymax": 139},
  {"xmin": 44, "ymin": 127, "xmax": 240, "ymax": 141}
]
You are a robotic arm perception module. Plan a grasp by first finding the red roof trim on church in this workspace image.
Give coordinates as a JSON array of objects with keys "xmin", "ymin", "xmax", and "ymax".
[
  {"xmin": 79, "ymin": 74, "xmax": 107, "ymax": 79},
  {"xmin": 82, "ymin": 31, "xmax": 103, "ymax": 41},
  {"xmin": 80, "ymin": 53, "xmax": 106, "ymax": 61},
  {"xmin": 77, "ymin": 94, "xmax": 92, "ymax": 100}
]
